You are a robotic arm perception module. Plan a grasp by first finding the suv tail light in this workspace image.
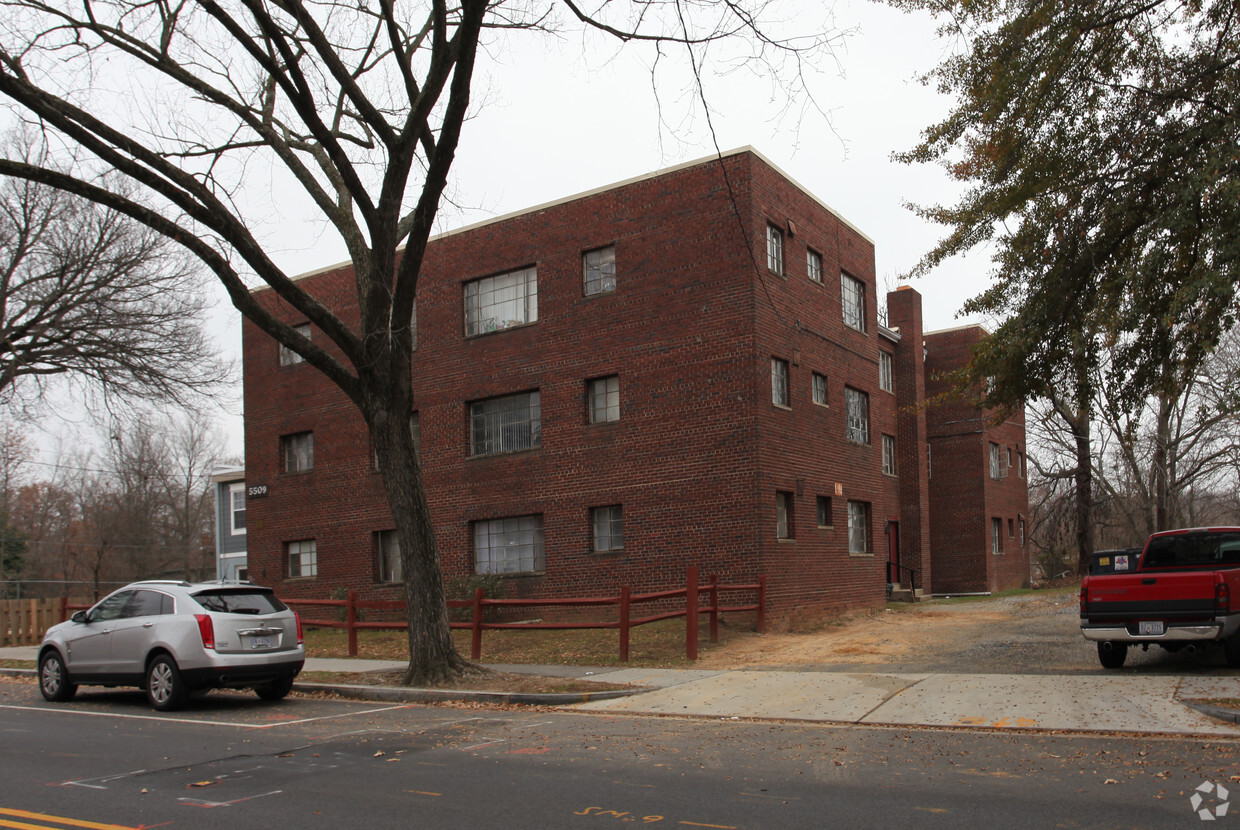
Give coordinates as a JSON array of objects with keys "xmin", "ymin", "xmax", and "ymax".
[
  {"xmin": 195, "ymin": 614, "xmax": 216, "ymax": 650},
  {"xmin": 1217, "ymin": 580, "xmax": 1231, "ymax": 614},
  {"xmin": 295, "ymin": 611, "xmax": 304, "ymax": 645}
]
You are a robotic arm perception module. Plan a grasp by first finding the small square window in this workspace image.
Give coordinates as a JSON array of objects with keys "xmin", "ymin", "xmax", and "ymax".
[
  {"xmin": 767, "ymin": 225, "xmax": 784, "ymax": 275},
  {"xmin": 592, "ymin": 505, "xmax": 624, "ymax": 552},
  {"xmin": 817, "ymin": 496, "xmax": 833, "ymax": 528},
  {"xmin": 812, "ymin": 372, "xmax": 828, "ymax": 406},
  {"xmin": 807, "ymin": 249, "xmax": 823, "ymax": 283},
  {"xmin": 879, "ymin": 351, "xmax": 894, "ymax": 393},
  {"xmin": 583, "ymin": 246, "xmax": 617, "ymax": 296},
  {"xmin": 282, "ymin": 432, "xmax": 314, "ymax": 473},
  {"xmin": 776, "ymin": 491, "xmax": 794, "ymax": 539},
  {"xmin": 279, "ymin": 323, "xmax": 311, "ymax": 366},
  {"xmin": 882, "ymin": 434, "xmax": 897, "ymax": 476},
  {"xmin": 589, "ymin": 376, "xmax": 620, "ymax": 424},
  {"xmin": 771, "ymin": 358, "xmax": 790, "ymax": 407},
  {"xmin": 376, "ymin": 530, "xmax": 401, "ymax": 583},
  {"xmin": 288, "ymin": 539, "xmax": 317, "ymax": 578}
]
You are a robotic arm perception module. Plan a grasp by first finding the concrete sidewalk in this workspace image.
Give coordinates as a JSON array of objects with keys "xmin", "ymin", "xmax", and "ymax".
[{"xmin": 5, "ymin": 646, "xmax": 1240, "ymax": 736}]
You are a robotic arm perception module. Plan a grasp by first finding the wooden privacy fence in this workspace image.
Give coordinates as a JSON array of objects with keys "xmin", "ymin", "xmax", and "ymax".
[
  {"xmin": 1, "ymin": 598, "xmax": 80, "ymax": 646},
  {"xmin": 284, "ymin": 566, "xmax": 765, "ymax": 662}
]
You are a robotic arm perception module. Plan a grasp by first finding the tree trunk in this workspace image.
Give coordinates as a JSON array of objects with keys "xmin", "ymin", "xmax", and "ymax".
[{"xmin": 1073, "ymin": 408, "xmax": 1094, "ymax": 576}]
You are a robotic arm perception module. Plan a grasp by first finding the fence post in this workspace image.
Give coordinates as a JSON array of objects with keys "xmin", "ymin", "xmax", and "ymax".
[
  {"xmin": 708, "ymin": 574, "xmax": 719, "ymax": 644},
  {"xmin": 686, "ymin": 565, "xmax": 699, "ymax": 661},
  {"xmin": 757, "ymin": 575, "xmax": 766, "ymax": 634},
  {"xmin": 346, "ymin": 590, "xmax": 358, "ymax": 657},
  {"xmin": 470, "ymin": 587, "xmax": 484, "ymax": 661},
  {"xmin": 619, "ymin": 586, "xmax": 631, "ymax": 662}
]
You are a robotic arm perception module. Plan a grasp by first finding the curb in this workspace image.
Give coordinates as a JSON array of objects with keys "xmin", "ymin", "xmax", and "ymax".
[
  {"xmin": 0, "ymin": 667, "xmax": 645, "ymax": 706},
  {"xmin": 1184, "ymin": 701, "xmax": 1240, "ymax": 725}
]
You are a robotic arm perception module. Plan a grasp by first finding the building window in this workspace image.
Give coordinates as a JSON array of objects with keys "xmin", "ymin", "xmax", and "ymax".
[
  {"xmin": 464, "ymin": 266, "xmax": 538, "ymax": 336},
  {"xmin": 377, "ymin": 530, "xmax": 401, "ymax": 583},
  {"xmin": 470, "ymin": 391, "xmax": 541, "ymax": 456},
  {"xmin": 474, "ymin": 515, "xmax": 544, "ymax": 574},
  {"xmin": 279, "ymin": 322, "xmax": 311, "ymax": 366},
  {"xmin": 282, "ymin": 431, "xmax": 314, "ymax": 473},
  {"xmin": 817, "ymin": 496, "xmax": 833, "ymax": 528},
  {"xmin": 1019, "ymin": 518, "xmax": 1026, "ymax": 546},
  {"xmin": 879, "ymin": 351, "xmax": 894, "ymax": 393},
  {"xmin": 992, "ymin": 518, "xmax": 1003, "ymax": 554},
  {"xmin": 583, "ymin": 246, "xmax": 617, "ymax": 296},
  {"xmin": 776, "ymin": 492, "xmax": 794, "ymax": 539},
  {"xmin": 848, "ymin": 501, "xmax": 869, "ymax": 554},
  {"xmin": 882, "ymin": 434, "xmax": 897, "ymax": 476},
  {"xmin": 287, "ymin": 539, "xmax": 317, "ymax": 578},
  {"xmin": 845, "ymin": 387, "xmax": 869, "ymax": 444},
  {"xmin": 807, "ymin": 249, "xmax": 823, "ymax": 283},
  {"xmin": 771, "ymin": 358, "xmax": 790, "ymax": 407},
  {"xmin": 1008, "ymin": 518, "xmax": 1015, "ymax": 538},
  {"xmin": 766, "ymin": 225, "xmax": 784, "ymax": 274},
  {"xmin": 989, "ymin": 442, "xmax": 1002, "ymax": 479},
  {"xmin": 228, "ymin": 483, "xmax": 246, "ymax": 535},
  {"xmin": 592, "ymin": 506, "xmax": 624, "ymax": 552},
  {"xmin": 589, "ymin": 376, "xmax": 620, "ymax": 424},
  {"xmin": 842, "ymin": 273, "xmax": 866, "ymax": 332},
  {"xmin": 812, "ymin": 372, "xmax": 828, "ymax": 406}
]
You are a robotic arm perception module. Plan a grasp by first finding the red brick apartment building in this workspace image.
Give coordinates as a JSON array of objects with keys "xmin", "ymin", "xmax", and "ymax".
[{"xmin": 241, "ymin": 149, "xmax": 1029, "ymax": 626}]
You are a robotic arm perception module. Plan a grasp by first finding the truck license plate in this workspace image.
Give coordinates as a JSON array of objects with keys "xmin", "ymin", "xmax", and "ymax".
[
  {"xmin": 251, "ymin": 635, "xmax": 272, "ymax": 649},
  {"xmin": 1138, "ymin": 621, "xmax": 1165, "ymax": 636}
]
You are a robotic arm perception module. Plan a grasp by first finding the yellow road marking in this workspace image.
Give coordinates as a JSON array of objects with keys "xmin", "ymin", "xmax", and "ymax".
[
  {"xmin": 403, "ymin": 791, "xmax": 441, "ymax": 796},
  {"xmin": 679, "ymin": 823, "xmax": 737, "ymax": 829},
  {"xmin": 0, "ymin": 809, "xmax": 137, "ymax": 830}
]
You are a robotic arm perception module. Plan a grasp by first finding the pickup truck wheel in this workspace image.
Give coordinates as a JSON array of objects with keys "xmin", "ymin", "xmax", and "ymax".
[
  {"xmin": 1097, "ymin": 641, "xmax": 1128, "ymax": 669},
  {"xmin": 1224, "ymin": 635, "xmax": 1240, "ymax": 668}
]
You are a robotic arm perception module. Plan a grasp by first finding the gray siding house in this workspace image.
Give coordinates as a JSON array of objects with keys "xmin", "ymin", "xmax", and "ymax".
[{"xmin": 211, "ymin": 466, "xmax": 248, "ymax": 580}]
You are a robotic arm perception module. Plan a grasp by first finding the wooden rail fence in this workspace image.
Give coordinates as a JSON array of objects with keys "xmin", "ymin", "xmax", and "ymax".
[
  {"xmin": 1, "ymin": 598, "xmax": 80, "ymax": 647},
  {"xmin": 285, "ymin": 566, "xmax": 765, "ymax": 662}
]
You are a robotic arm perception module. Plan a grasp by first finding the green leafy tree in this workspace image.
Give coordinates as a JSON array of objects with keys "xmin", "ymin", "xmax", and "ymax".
[{"xmin": 0, "ymin": 0, "xmax": 837, "ymax": 683}]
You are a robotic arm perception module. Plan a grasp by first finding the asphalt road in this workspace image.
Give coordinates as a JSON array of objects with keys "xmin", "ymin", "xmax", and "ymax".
[{"xmin": 2, "ymin": 677, "xmax": 1238, "ymax": 829}]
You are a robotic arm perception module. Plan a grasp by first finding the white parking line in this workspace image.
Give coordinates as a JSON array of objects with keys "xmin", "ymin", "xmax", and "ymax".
[{"xmin": 0, "ymin": 702, "xmax": 416, "ymax": 729}]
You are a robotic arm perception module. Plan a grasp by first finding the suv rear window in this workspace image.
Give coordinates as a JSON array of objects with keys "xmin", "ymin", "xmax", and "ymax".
[
  {"xmin": 192, "ymin": 590, "xmax": 288, "ymax": 615},
  {"xmin": 1142, "ymin": 532, "xmax": 1240, "ymax": 569}
]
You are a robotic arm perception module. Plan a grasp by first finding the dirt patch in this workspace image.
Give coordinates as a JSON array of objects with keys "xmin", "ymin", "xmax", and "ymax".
[{"xmin": 299, "ymin": 667, "xmax": 634, "ymax": 694}]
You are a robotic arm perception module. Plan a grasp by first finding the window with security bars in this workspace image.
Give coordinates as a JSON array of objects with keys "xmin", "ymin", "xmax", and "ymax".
[
  {"xmin": 842, "ymin": 273, "xmax": 866, "ymax": 332},
  {"xmin": 807, "ymin": 249, "xmax": 823, "ymax": 283},
  {"xmin": 282, "ymin": 431, "xmax": 313, "ymax": 472},
  {"xmin": 589, "ymin": 376, "xmax": 620, "ymax": 423},
  {"xmin": 879, "ymin": 351, "xmax": 894, "ymax": 392},
  {"xmin": 882, "ymin": 434, "xmax": 897, "ymax": 476},
  {"xmin": 583, "ymin": 246, "xmax": 616, "ymax": 296},
  {"xmin": 470, "ymin": 392, "xmax": 541, "ymax": 456},
  {"xmin": 287, "ymin": 539, "xmax": 317, "ymax": 578},
  {"xmin": 474, "ymin": 515, "xmax": 545, "ymax": 574},
  {"xmin": 376, "ymin": 530, "xmax": 401, "ymax": 583},
  {"xmin": 767, "ymin": 225, "xmax": 784, "ymax": 274},
  {"xmin": 771, "ymin": 358, "xmax": 790, "ymax": 407},
  {"xmin": 848, "ymin": 501, "xmax": 869, "ymax": 554},
  {"xmin": 845, "ymin": 387, "xmax": 869, "ymax": 444},
  {"xmin": 464, "ymin": 267, "xmax": 538, "ymax": 336},
  {"xmin": 592, "ymin": 506, "xmax": 624, "ymax": 552}
]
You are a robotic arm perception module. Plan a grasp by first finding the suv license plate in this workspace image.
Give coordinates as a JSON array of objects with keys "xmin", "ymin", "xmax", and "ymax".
[
  {"xmin": 251, "ymin": 636, "xmax": 272, "ymax": 649},
  {"xmin": 1138, "ymin": 621, "xmax": 1165, "ymax": 636}
]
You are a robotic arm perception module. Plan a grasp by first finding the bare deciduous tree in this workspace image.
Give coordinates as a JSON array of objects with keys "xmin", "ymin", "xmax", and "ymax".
[{"xmin": 0, "ymin": 0, "xmax": 838, "ymax": 682}]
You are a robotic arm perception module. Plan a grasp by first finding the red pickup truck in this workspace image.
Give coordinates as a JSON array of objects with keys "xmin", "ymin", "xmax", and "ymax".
[{"xmin": 1079, "ymin": 527, "xmax": 1240, "ymax": 669}]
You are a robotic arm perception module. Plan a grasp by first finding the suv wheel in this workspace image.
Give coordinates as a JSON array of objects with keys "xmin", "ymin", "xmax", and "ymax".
[
  {"xmin": 255, "ymin": 676, "xmax": 295, "ymax": 702},
  {"xmin": 39, "ymin": 651, "xmax": 77, "ymax": 702},
  {"xmin": 146, "ymin": 654, "xmax": 186, "ymax": 711}
]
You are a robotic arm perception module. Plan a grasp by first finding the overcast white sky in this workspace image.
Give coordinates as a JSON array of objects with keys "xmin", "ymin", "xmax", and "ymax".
[{"xmin": 41, "ymin": 0, "xmax": 997, "ymax": 461}]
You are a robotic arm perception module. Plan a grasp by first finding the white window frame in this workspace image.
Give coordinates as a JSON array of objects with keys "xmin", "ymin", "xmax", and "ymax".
[
  {"xmin": 583, "ymin": 246, "xmax": 617, "ymax": 296},
  {"xmin": 992, "ymin": 518, "xmax": 1003, "ymax": 554},
  {"xmin": 288, "ymin": 539, "xmax": 317, "ymax": 578},
  {"xmin": 879, "ymin": 351, "xmax": 894, "ymax": 393},
  {"xmin": 848, "ymin": 501, "xmax": 869, "ymax": 554},
  {"xmin": 282, "ymin": 431, "xmax": 314, "ymax": 473},
  {"xmin": 766, "ymin": 225, "xmax": 784, "ymax": 275},
  {"xmin": 470, "ymin": 391, "xmax": 541, "ymax": 456},
  {"xmin": 279, "ymin": 322, "xmax": 311, "ymax": 366},
  {"xmin": 989, "ymin": 442, "xmax": 1001, "ymax": 479},
  {"xmin": 376, "ymin": 530, "xmax": 401, "ymax": 584},
  {"xmin": 882, "ymin": 434, "xmax": 897, "ymax": 476},
  {"xmin": 845, "ymin": 387, "xmax": 870, "ymax": 444},
  {"xmin": 842, "ymin": 273, "xmax": 866, "ymax": 332},
  {"xmin": 464, "ymin": 266, "xmax": 538, "ymax": 336},
  {"xmin": 771, "ymin": 358, "xmax": 790, "ymax": 408},
  {"xmin": 474, "ymin": 515, "xmax": 545, "ymax": 575},
  {"xmin": 228, "ymin": 482, "xmax": 246, "ymax": 535},
  {"xmin": 589, "ymin": 376, "xmax": 620, "ymax": 424},
  {"xmin": 806, "ymin": 249, "xmax": 823, "ymax": 283},
  {"xmin": 592, "ymin": 505, "xmax": 624, "ymax": 553}
]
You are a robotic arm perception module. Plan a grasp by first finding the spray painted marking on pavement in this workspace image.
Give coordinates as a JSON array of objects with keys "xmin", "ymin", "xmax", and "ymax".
[{"xmin": 953, "ymin": 716, "xmax": 1038, "ymax": 728}]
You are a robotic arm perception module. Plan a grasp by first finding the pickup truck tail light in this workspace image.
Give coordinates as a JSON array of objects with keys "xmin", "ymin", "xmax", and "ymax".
[
  {"xmin": 195, "ymin": 614, "xmax": 216, "ymax": 650},
  {"xmin": 1217, "ymin": 581, "xmax": 1231, "ymax": 614},
  {"xmin": 1079, "ymin": 583, "xmax": 1087, "ymax": 616}
]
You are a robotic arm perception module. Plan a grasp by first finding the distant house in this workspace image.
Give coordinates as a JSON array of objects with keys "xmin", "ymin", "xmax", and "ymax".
[{"xmin": 211, "ymin": 466, "xmax": 248, "ymax": 581}]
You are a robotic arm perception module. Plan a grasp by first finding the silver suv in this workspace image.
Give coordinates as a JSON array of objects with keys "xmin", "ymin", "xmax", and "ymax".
[{"xmin": 38, "ymin": 580, "xmax": 305, "ymax": 711}]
